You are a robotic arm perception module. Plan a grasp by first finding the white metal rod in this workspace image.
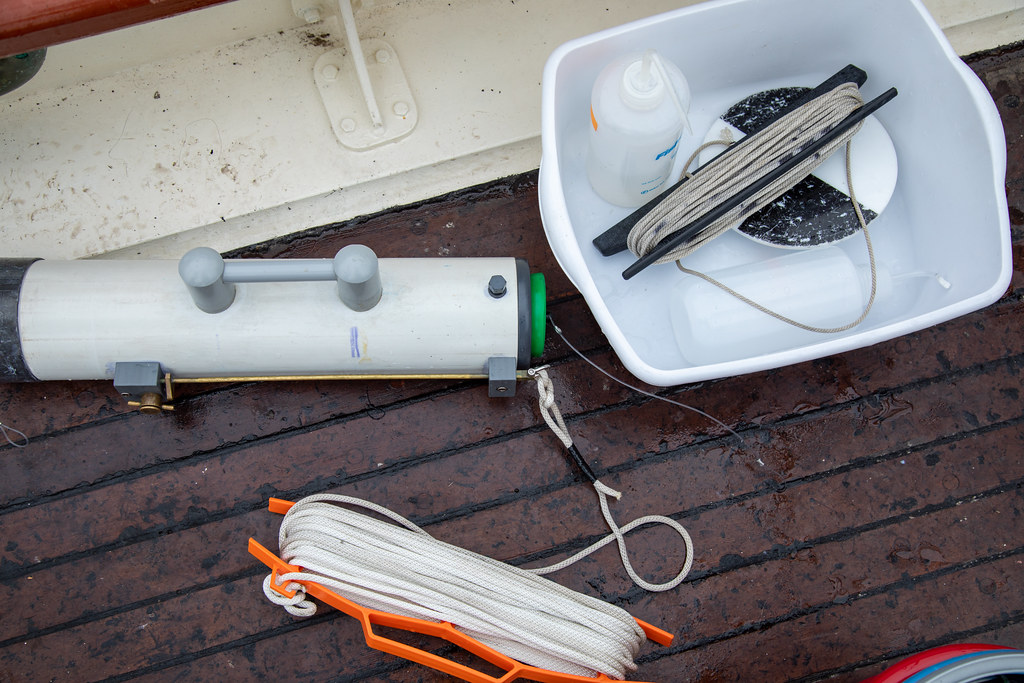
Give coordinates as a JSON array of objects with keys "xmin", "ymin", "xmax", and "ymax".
[{"xmin": 338, "ymin": 0, "xmax": 384, "ymax": 129}]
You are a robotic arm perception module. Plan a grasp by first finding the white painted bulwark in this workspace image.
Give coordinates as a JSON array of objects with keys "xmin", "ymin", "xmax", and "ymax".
[{"xmin": 1, "ymin": 0, "xmax": 1018, "ymax": 260}]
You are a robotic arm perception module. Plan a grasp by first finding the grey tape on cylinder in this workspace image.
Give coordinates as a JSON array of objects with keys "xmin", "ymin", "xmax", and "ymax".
[
  {"xmin": 0, "ymin": 259, "xmax": 39, "ymax": 381},
  {"xmin": 515, "ymin": 258, "xmax": 531, "ymax": 369}
]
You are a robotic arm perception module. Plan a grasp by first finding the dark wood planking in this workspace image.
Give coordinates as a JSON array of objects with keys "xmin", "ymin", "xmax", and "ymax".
[
  {"xmin": 2, "ymin": 294, "xmax": 1021, "ymax": 581},
  {"xmin": 635, "ymin": 555, "xmax": 1024, "ymax": 682},
  {"xmin": 2, "ymin": 256, "xmax": 1020, "ymax": 513},
  {"xmin": 972, "ymin": 44, "xmax": 1024, "ymax": 240},
  {"xmin": 3, "ymin": 392, "xmax": 1020, "ymax": 648},
  {"xmin": 121, "ymin": 487, "xmax": 1023, "ymax": 682},
  {"xmin": 1, "ymin": 357, "xmax": 1021, "ymax": 677},
  {"xmin": 2, "ymin": 418, "xmax": 1019, "ymax": 680},
  {"xmin": 2, "ymin": 274, "xmax": 1015, "ymax": 679}
]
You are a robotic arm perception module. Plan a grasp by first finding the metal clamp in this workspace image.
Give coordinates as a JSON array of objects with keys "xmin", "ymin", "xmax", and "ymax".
[
  {"xmin": 113, "ymin": 362, "xmax": 174, "ymax": 414},
  {"xmin": 308, "ymin": 0, "xmax": 418, "ymax": 149},
  {"xmin": 487, "ymin": 357, "xmax": 517, "ymax": 397}
]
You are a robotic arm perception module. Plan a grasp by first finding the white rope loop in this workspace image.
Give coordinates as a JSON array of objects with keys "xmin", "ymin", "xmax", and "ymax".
[
  {"xmin": 528, "ymin": 368, "xmax": 695, "ymax": 593},
  {"xmin": 0, "ymin": 421, "xmax": 28, "ymax": 448},
  {"xmin": 262, "ymin": 493, "xmax": 647, "ymax": 679},
  {"xmin": 530, "ymin": 480, "xmax": 694, "ymax": 594},
  {"xmin": 261, "ymin": 574, "xmax": 316, "ymax": 616}
]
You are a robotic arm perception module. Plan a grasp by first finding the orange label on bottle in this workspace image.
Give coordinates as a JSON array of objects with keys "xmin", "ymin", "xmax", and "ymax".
[{"xmin": 590, "ymin": 106, "xmax": 598, "ymax": 131}]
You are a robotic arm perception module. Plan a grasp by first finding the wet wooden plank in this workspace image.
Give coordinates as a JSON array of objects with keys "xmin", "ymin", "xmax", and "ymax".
[
  {"xmin": 110, "ymin": 446, "xmax": 1024, "ymax": 682},
  {"xmin": 973, "ymin": 45, "xmax": 1024, "ymax": 239},
  {"xmin": 3, "ymin": 423, "xmax": 1018, "ymax": 681},
  {"xmin": 2, "ymin": 370, "xmax": 1020, "ymax": 678},
  {"xmin": 2, "ymin": 291, "xmax": 1021, "ymax": 585},
  {"xmin": 0, "ymin": 286, "xmax": 1019, "ymax": 667},
  {"xmin": 439, "ymin": 376, "xmax": 1024, "ymax": 574},
  {"xmin": 639, "ymin": 553, "xmax": 1024, "ymax": 682}
]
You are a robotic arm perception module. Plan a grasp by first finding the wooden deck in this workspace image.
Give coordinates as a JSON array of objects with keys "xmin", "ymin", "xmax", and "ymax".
[{"xmin": 1, "ymin": 44, "xmax": 1022, "ymax": 682}]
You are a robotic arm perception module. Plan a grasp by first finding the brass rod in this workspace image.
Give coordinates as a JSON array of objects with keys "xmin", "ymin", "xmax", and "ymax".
[{"xmin": 171, "ymin": 372, "xmax": 531, "ymax": 384}]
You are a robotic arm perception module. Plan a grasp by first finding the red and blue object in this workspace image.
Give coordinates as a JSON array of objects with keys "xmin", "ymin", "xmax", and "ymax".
[{"xmin": 864, "ymin": 644, "xmax": 1024, "ymax": 683}]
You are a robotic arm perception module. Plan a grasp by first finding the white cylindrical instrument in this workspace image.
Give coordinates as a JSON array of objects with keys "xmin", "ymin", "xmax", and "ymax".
[{"xmin": 0, "ymin": 249, "xmax": 545, "ymax": 392}]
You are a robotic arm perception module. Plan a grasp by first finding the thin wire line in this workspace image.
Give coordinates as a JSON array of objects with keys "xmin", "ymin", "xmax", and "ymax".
[{"xmin": 546, "ymin": 316, "xmax": 743, "ymax": 446}]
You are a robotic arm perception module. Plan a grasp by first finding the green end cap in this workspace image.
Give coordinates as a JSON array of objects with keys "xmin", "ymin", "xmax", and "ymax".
[{"xmin": 530, "ymin": 272, "xmax": 546, "ymax": 358}]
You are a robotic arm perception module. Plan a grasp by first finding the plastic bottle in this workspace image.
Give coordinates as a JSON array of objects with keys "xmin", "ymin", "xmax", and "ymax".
[
  {"xmin": 586, "ymin": 49, "xmax": 691, "ymax": 208},
  {"xmin": 669, "ymin": 247, "xmax": 893, "ymax": 366}
]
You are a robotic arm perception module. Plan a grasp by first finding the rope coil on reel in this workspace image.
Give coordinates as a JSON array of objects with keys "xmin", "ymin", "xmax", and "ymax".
[
  {"xmin": 630, "ymin": 82, "xmax": 886, "ymax": 333},
  {"xmin": 263, "ymin": 494, "xmax": 648, "ymax": 679},
  {"xmin": 627, "ymin": 82, "xmax": 867, "ymax": 264}
]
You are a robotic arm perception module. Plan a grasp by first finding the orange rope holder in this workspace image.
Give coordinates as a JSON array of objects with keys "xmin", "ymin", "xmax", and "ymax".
[{"xmin": 249, "ymin": 497, "xmax": 673, "ymax": 683}]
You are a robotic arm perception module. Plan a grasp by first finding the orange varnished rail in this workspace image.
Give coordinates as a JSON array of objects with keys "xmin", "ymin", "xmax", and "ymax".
[{"xmin": 0, "ymin": 0, "xmax": 237, "ymax": 57}]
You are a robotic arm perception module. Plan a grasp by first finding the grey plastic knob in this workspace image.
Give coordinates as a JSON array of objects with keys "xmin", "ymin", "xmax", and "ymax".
[
  {"xmin": 179, "ymin": 247, "xmax": 236, "ymax": 313},
  {"xmin": 334, "ymin": 245, "xmax": 382, "ymax": 311}
]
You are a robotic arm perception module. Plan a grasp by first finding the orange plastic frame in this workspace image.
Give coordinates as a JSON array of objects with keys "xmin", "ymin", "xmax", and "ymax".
[{"xmin": 248, "ymin": 497, "xmax": 673, "ymax": 683}]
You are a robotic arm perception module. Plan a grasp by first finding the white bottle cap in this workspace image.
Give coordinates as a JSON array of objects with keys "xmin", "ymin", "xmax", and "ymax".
[{"xmin": 619, "ymin": 51, "xmax": 665, "ymax": 110}]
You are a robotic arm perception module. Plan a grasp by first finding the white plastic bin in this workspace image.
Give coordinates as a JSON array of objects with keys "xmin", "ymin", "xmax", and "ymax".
[{"xmin": 538, "ymin": 0, "xmax": 1011, "ymax": 386}]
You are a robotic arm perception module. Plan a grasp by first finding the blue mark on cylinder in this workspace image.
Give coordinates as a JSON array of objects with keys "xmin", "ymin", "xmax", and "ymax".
[{"xmin": 350, "ymin": 327, "xmax": 360, "ymax": 358}]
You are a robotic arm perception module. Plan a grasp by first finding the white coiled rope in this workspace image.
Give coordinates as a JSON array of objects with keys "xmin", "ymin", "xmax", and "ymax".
[
  {"xmin": 262, "ymin": 372, "xmax": 694, "ymax": 679},
  {"xmin": 630, "ymin": 81, "xmax": 881, "ymax": 333},
  {"xmin": 263, "ymin": 494, "xmax": 646, "ymax": 678}
]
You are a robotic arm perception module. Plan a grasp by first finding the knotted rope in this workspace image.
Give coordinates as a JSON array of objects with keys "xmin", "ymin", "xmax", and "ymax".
[{"xmin": 530, "ymin": 368, "xmax": 694, "ymax": 593}]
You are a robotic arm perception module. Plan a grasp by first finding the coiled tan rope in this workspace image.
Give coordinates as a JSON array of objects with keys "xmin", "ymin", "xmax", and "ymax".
[
  {"xmin": 628, "ymin": 81, "xmax": 880, "ymax": 332},
  {"xmin": 676, "ymin": 140, "xmax": 878, "ymax": 333},
  {"xmin": 627, "ymin": 82, "xmax": 866, "ymax": 264}
]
